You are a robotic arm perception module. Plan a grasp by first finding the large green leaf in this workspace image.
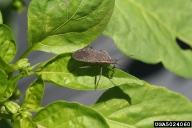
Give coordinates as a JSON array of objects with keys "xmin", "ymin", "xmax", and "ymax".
[
  {"xmin": 0, "ymin": 74, "xmax": 22, "ymax": 103},
  {"xmin": 21, "ymin": 79, "xmax": 44, "ymax": 110},
  {"xmin": 27, "ymin": 0, "xmax": 115, "ymax": 54},
  {"xmin": 92, "ymin": 83, "xmax": 192, "ymax": 128},
  {"xmin": 0, "ymin": 69, "xmax": 7, "ymax": 97},
  {"xmin": 103, "ymin": 0, "xmax": 192, "ymax": 78},
  {"xmin": 33, "ymin": 101, "xmax": 109, "ymax": 128},
  {"xmin": 35, "ymin": 53, "xmax": 143, "ymax": 90},
  {"xmin": 0, "ymin": 24, "xmax": 16, "ymax": 63},
  {"xmin": 0, "ymin": 12, "xmax": 2, "ymax": 24}
]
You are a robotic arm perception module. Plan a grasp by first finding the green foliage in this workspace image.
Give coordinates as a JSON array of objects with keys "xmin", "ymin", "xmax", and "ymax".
[
  {"xmin": 0, "ymin": 11, "xmax": 2, "ymax": 23},
  {"xmin": 92, "ymin": 83, "xmax": 192, "ymax": 128},
  {"xmin": 0, "ymin": 56, "xmax": 15, "ymax": 72},
  {"xmin": 27, "ymin": 0, "xmax": 115, "ymax": 55},
  {"xmin": 33, "ymin": 101, "xmax": 109, "ymax": 128},
  {"xmin": 4, "ymin": 101, "xmax": 20, "ymax": 114},
  {"xmin": 0, "ymin": 24, "xmax": 16, "ymax": 63},
  {"xmin": 21, "ymin": 79, "xmax": 44, "ymax": 110},
  {"xmin": 11, "ymin": 0, "xmax": 25, "ymax": 13},
  {"xmin": 0, "ymin": 0, "xmax": 192, "ymax": 128},
  {"xmin": 13, "ymin": 117, "xmax": 37, "ymax": 128},
  {"xmin": 0, "ymin": 74, "xmax": 22, "ymax": 103},
  {"xmin": 35, "ymin": 53, "xmax": 142, "ymax": 90},
  {"xmin": 0, "ymin": 24, "xmax": 16, "ymax": 72},
  {"xmin": 0, "ymin": 69, "xmax": 7, "ymax": 98},
  {"xmin": 13, "ymin": 58, "xmax": 30, "ymax": 69},
  {"xmin": 103, "ymin": 0, "xmax": 192, "ymax": 78}
]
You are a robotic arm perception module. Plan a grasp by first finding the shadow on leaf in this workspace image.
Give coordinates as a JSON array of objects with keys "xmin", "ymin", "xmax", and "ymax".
[
  {"xmin": 95, "ymin": 85, "xmax": 131, "ymax": 105},
  {"xmin": 67, "ymin": 57, "xmax": 114, "ymax": 86}
]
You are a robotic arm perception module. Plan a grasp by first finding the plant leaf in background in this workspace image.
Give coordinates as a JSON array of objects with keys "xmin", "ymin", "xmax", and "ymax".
[
  {"xmin": 35, "ymin": 53, "xmax": 143, "ymax": 90},
  {"xmin": 0, "ymin": 74, "xmax": 22, "ymax": 103},
  {"xmin": 0, "ymin": 69, "xmax": 7, "ymax": 97},
  {"xmin": 0, "ymin": 24, "xmax": 16, "ymax": 63},
  {"xmin": 21, "ymin": 79, "xmax": 44, "ymax": 110},
  {"xmin": 27, "ymin": 0, "xmax": 115, "ymax": 54},
  {"xmin": 0, "ymin": 11, "xmax": 2, "ymax": 23},
  {"xmin": 33, "ymin": 101, "xmax": 109, "ymax": 128},
  {"xmin": 104, "ymin": 0, "xmax": 192, "ymax": 78},
  {"xmin": 11, "ymin": 0, "xmax": 25, "ymax": 13},
  {"xmin": 92, "ymin": 83, "xmax": 192, "ymax": 128}
]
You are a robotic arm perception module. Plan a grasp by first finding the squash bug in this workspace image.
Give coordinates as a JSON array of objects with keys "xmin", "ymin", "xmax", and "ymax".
[{"xmin": 72, "ymin": 46, "xmax": 131, "ymax": 90}]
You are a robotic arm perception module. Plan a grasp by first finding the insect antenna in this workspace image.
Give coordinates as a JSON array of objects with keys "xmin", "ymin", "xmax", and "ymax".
[
  {"xmin": 117, "ymin": 54, "xmax": 135, "ymax": 61},
  {"xmin": 115, "ymin": 63, "xmax": 129, "ymax": 73},
  {"xmin": 113, "ymin": 54, "xmax": 135, "ymax": 73}
]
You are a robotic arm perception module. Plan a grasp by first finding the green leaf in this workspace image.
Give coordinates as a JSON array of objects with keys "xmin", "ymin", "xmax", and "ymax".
[
  {"xmin": 21, "ymin": 79, "xmax": 44, "ymax": 110},
  {"xmin": 0, "ymin": 74, "xmax": 22, "ymax": 103},
  {"xmin": 0, "ymin": 69, "xmax": 7, "ymax": 97},
  {"xmin": 35, "ymin": 53, "xmax": 143, "ymax": 90},
  {"xmin": 0, "ymin": 24, "xmax": 16, "ymax": 63},
  {"xmin": 103, "ymin": 0, "xmax": 192, "ymax": 78},
  {"xmin": 13, "ymin": 117, "xmax": 38, "ymax": 128},
  {"xmin": 12, "ymin": 0, "xmax": 25, "ymax": 13},
  {"xmin": 92, "ymin": 83, "xmax": 192, "ymax": 128},
  {"xmin": 0, "ymin": 56, "xmax": 15, "ymax": 72},
  {"xmin": 0, "ymin": 12, "xmax": 2, "ymax": 24},
  {"xmin": 27, "ymin": 0, "xmax": 115, "ymax": 54},
  {"xmin": 33, "ymin": 101, "xmax": 109, "ymax": 128}
]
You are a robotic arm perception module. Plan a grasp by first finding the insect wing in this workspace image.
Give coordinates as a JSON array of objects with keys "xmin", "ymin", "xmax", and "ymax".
[
  {"xmin": 72, "ymin": 48, "xmax": 95, "ymax": 62},
  {"xmin": 72, "ymin": 48, "xmax": 112, "ymax": 64}
]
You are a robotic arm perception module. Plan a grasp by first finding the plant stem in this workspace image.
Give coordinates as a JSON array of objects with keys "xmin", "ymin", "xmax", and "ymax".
[
  {"xmin": 28, "ymin": 107, "xmax": 44, "ymax": 112},
  {"xmin": 14, "ymin": 47, "xmax": 32, "ymax": 64}
]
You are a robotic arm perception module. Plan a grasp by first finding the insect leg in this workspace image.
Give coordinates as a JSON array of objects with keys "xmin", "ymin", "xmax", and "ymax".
[
  {"xmin": 96, "ymin": 65, "xmax": 102, "ymax": 90},
  {"xmin": 106, "ymin": 65, "xmax": 115, "ymax": 79}
]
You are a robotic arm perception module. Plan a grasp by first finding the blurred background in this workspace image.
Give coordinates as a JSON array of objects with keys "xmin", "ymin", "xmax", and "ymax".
[{"xmin": 1, "ymin": 0, "xmax": 192, "ymax": 127}]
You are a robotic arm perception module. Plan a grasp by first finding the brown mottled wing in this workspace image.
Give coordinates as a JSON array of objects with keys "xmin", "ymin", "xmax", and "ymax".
[{"xmin": 72, "ymin": 48, "xmax": 111, "ymax": 64}]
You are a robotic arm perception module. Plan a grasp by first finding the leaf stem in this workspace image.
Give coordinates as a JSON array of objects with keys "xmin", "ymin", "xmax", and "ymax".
[{"xmin": 28, "ymin": 107, "xmax": 44, "ymax": 112}]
